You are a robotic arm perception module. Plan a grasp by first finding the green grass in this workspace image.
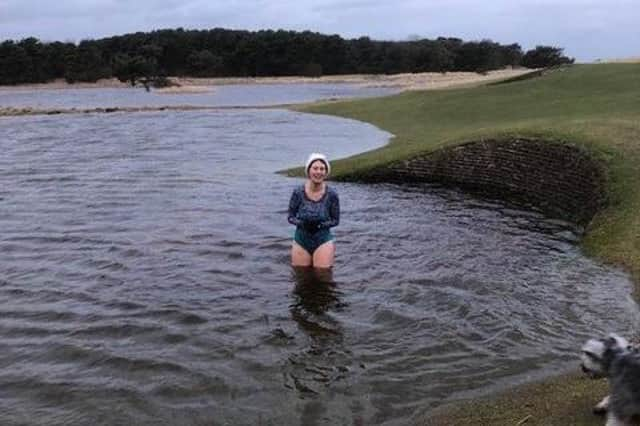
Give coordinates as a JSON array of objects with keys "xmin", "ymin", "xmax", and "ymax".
[{"xmin": 290, "ymin": 63, "xmax": 640, "ymax": 424}]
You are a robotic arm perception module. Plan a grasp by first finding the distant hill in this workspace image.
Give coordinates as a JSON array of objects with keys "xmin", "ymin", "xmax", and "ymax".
[{"xmin": 599, "ymin": 56, "xmax": 640, "ymax": 63}]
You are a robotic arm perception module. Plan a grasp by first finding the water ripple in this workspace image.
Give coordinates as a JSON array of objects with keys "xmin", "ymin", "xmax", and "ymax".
[{"xmin": 0, "ymin": 107, "xmax": 637, "ymax": 425}]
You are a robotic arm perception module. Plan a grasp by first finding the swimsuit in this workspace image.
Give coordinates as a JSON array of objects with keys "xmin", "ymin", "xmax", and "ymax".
[
  {"xmin": 294, "ymin": 228, "xmax": 334, "ymax": 254},
  {"xmin": 288, "ymin": 184, "xmax": 340, "ymax": 255}
]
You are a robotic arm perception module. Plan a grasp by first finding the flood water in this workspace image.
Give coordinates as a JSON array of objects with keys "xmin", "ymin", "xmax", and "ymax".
[
  {"xmin": 0, "ymin": 83, "xmax": 396, "ymax": 109},
  {"xmin": 1, "ymin": 86, "xmax": 638, "ymax": 425}
]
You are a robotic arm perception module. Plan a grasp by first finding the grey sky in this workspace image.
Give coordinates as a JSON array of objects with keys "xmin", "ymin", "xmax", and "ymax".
[{"xmin": 1, "ymin": 0, "xmax": 638, "ymax": 62}]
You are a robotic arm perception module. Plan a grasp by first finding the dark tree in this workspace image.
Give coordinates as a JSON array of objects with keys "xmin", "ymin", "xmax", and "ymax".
[
  {"xmin": 113, "ymin": 53, "xmax": 158, "ymax": 88},
  {"xmin": 64, "ymin": 40, "xmax": 111, "ymax": 83},
  {"xmin": 502, "ymin": 43, "xmax": 524, "ymax": 67},
  {"xmin": 522, "ymin": 46, "xmax": 574, "ymax": 68},
  {"xmin": 187, "ymin": 50, "xmax": 224, "ymax": 76},
  {"xmin": 0, "ymin": 28, "xmax": 564, "ymax": 86},
  {"xmin": 0, "ymin": 41, "xmax": 29, "ymax": 84}
]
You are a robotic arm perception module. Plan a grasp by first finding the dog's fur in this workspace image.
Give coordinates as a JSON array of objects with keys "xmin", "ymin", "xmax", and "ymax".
[{"xmin": 581, "ymin": 333, "xmax": 640, "ymax": 426}]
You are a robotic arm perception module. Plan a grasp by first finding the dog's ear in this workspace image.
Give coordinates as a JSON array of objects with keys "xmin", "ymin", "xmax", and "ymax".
[
  {"xmin": 603, "ymin": 336, "xmax": 617, "ymax": 352},
  {"xmin": 607, "ymin": 333, "xmax": 629, "ymax": 349},
  {"xmin": 601, "ymin": 334, "xmax": 631, "ymax": 360}
]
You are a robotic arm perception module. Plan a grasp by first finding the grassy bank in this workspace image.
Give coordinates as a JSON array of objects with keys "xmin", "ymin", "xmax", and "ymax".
[{"xmin": 291, "ymin": 63, "xmax": 640, "ymax": 424}]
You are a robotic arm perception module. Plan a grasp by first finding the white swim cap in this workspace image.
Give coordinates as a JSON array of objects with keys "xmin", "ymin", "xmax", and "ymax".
[{"xmin": 305, "ymin": 153, "xmax": 330, "ymax": 177}]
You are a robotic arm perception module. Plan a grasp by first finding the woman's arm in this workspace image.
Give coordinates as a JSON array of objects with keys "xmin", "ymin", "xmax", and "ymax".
[
  {"xmin": 287, "ymin": 188, "xmax": 303, "ymax": 226},
  {"xmin": 320, "ymin": 191, "xmax": 340, "ymax": 229}
]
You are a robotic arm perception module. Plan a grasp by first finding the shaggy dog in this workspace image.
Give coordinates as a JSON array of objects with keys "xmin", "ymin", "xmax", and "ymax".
[{"xmin": 581, "ymin": 333, "xmax": 640, "ymax": 426}]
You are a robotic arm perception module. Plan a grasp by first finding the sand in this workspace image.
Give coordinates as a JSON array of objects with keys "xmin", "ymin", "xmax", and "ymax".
[
  {"xmin": 0, "ymin": 68, "xmax": 533, "ymax": 92},
  {"xmin": 159, "ymin": 68, "xmax": 535, "ymax": 91}
]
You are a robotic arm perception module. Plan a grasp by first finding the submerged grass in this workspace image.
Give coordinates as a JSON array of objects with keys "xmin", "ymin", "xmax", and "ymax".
[{"xmin": 290, "ymin": 63, "xmax": 640, "ymax": 424}]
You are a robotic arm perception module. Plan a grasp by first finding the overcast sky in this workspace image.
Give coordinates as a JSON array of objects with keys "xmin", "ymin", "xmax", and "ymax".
[{"xmin": 1, "ymin": 0, "xmax": 638, "ymax": 62}]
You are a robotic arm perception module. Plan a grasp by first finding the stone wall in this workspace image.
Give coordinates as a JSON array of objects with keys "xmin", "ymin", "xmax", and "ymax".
[{"xmin": 356, "ymin": 138, "xmax": 607, "ymax": 227}]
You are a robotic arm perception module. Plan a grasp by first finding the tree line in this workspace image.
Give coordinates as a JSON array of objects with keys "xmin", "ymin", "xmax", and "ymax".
[{"xmin": 0, "ymin": 28, "xmax": 574, "ymax": 86}]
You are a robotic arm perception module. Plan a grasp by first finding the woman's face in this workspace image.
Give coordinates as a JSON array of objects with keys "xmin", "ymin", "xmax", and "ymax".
[{"xmin": 308, "ymin": 160, "xmax": 327, "ymax": 183}]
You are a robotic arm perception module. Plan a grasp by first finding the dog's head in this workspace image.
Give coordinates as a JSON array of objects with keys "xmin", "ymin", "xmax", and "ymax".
[{"xmin": 581, "ymin": 333, "xmax": 630, "ymax": 378}]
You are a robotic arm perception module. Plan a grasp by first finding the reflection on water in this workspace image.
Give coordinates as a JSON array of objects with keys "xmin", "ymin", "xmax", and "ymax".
[
  {"xmin": 292, "ymin": 267, "xmax": 341, "ymax": 315},
  {"xmin": 284, "ymin": 267, "xmax": 366, "ymax": 425},
  {"xmin": 1, "ymin": 103, "xmax": 638, "ymax": 425},
  {"xmin": 290, "ymin": 267, "xmax": 344, "ymax": 337}
]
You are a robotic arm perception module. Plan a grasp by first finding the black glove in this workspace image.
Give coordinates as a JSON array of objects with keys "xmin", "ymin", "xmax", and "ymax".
[{"xmin": 302, "ymin": 218, "xmax": 321, "ymax": 233}]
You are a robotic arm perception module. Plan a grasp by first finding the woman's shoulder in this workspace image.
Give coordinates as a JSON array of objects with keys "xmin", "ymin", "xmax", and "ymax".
[{"xmin": 291, "ymin": 184, "xmax": 305, "ymax": 196}]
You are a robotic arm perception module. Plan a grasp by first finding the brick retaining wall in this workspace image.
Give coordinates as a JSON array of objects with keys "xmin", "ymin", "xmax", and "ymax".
[{"xmin": 355, "ymin": 138, "xmax": 607, "ymax": 227}]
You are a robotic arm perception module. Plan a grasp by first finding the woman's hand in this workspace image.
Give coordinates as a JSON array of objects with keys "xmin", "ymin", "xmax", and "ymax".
[{"xmin": 302, "ymin": 218, "xmax": 321, "ymax": 233}]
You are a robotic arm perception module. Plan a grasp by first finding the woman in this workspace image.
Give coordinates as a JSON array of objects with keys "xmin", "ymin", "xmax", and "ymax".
[{"xmin": 288, "ymin": 153, "xmax": 340, "ymax": 268}]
